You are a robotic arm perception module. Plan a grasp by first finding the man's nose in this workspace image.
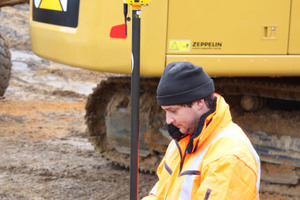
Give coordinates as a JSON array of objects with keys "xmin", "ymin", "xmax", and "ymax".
[{"xmin": 166, "ymin": 112, "xmax": 175, "ymax": 124}]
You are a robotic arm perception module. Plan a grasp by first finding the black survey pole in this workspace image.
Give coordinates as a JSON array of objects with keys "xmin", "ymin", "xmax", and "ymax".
[
  {"xmin": 130, "ymin": 8, "xmax": 141, "ymax": 200},
  {"xmin": 124, "ymin": 1, "xmax": 150, "ymax": 199}
]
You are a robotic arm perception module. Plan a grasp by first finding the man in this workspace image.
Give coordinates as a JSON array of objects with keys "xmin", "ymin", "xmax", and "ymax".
[{"xmin": 142, "ymin": 61, "xmax": 260, "ymax": 200}]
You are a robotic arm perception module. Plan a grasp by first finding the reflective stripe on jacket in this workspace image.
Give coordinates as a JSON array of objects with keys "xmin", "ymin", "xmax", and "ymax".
[{"xmin": 142, "ymin": 94, "xmax": 260, "ymax": 200}]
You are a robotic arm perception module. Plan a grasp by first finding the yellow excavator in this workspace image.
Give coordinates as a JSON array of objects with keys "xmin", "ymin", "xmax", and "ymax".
[{"xmin": 29, "ymin": 0, "xmax": 300, "ymax": 198}]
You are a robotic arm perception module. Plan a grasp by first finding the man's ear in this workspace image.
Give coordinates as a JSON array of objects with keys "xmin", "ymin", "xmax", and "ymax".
[{"xmin": 195, "ymin": 99, "xmax": 205, "ymax": 109}]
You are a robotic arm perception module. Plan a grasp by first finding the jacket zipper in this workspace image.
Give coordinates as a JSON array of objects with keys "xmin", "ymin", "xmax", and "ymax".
[{"xmin": 175, "ymin": 140, "xmax": 186, "ymax": 174}]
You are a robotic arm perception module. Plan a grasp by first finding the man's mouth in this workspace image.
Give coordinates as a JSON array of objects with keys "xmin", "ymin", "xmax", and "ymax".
[{"xmin": 173, "ymin": 124, "xmax": 179, "ymax": 128}]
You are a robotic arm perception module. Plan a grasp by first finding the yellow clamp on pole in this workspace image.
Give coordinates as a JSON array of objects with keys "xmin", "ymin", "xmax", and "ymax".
[{"xmin": 123, "ymin": 0, "xmax": 151, "ymax": 9}]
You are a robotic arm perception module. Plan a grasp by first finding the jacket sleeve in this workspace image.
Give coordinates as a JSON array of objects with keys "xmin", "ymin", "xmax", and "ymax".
[
  {"xmin": 141, "ymin": 194, "xmax": 158, "ymax": 200},
  {"xmin": 195, "ymin": 155, "xmax": 258, "ymax": 200}
]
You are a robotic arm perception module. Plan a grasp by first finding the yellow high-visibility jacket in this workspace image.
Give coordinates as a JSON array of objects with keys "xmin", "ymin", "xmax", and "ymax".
[{"xmin": 142, "ymin": 94, "xmax": 260, "ymax": 200}]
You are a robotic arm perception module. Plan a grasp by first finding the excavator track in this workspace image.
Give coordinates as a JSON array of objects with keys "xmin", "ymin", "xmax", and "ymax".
[
  {"xmin": 85, "ymin": 76, "xmax": 300, "ymax": 197},
  {"xmin": 85, "ymin": 76, "xmax": 164, "ymax": 173},
  {"xmin": 214, "ymin": 77, "xmax": 300, "ymax": 101},
  {"xmin": 0, "ymin": 33, "xmax": 12, "ymax": 97}
]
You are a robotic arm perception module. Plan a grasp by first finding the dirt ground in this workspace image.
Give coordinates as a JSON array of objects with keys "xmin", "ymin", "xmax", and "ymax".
[
  {"xmin": 1, "ymin": 3, "xmax": 300, "ymax": 200},
  {"xmin": 0, "ymin": 4, "xmax": 156, "ymax": 200}
]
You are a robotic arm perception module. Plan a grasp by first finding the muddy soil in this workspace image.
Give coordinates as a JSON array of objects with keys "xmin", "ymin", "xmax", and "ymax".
[{"xmin": 0, "ymin": 4, "xmax": 156, "ymax": 200}]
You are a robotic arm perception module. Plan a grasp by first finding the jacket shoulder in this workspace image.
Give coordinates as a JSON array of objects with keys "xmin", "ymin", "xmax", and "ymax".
[{"xmin": 202, "ymin": 126, "xmax": 258, "ymax": 172}]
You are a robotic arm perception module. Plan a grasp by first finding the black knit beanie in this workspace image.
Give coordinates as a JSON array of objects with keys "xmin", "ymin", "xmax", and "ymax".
[{"xmin": 157, "ymin": 61, "xmax": 215, "ymax": 105}]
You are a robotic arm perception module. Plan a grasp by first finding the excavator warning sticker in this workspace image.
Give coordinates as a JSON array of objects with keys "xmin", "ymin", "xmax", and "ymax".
[
  {"xmin": 34, "ymin": 0, "xmax": 68, "ymax": 12},
  {"xmin": 169, "ymin": 40, "xmax": 190, "ymax": 52},
  {"xmin": 32, "ymin": 0, "xmax": 80, "ymax": 28}
]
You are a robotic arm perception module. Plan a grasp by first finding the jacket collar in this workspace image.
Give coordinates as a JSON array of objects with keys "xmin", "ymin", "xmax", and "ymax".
[{"xmin": 183, "ymin": 94, "xmax": 232, "ymax": 154}]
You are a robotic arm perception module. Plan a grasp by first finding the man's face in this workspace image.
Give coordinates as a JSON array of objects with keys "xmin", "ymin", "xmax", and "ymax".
[{"xmin": 161, "ymin": 102, "xmax": 202, "ymax": 134}]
